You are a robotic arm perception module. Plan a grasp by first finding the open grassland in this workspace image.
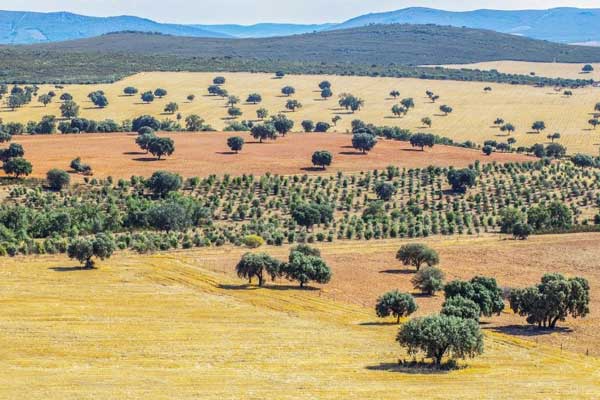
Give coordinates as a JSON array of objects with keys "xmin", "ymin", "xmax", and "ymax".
[
  {"xmin": 4, "ymin": 131, "xmax": 531, "ymax": 180},
  {"xmin": 4, "ymin": 71, "xmax": 600, "ymax": 154},
  {"xmin": 2, "ymin": 244, "xmax": 600, "ymax": 399},
  {"xmin": 435, "ymin": 61, "xmax": 600, "ymax": 81}
]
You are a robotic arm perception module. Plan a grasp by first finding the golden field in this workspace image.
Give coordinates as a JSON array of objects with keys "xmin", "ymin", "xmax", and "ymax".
[
  {"xmin": 436, "ymin": 60, "xmax": 600, "ymax": 81},
  {"xmin": 2, "ymin": 235, "xmax": 600, "ymax": 398},
  {"xmin": 4, "ymin": 71, "xmax": 600, "ymax": 154}
]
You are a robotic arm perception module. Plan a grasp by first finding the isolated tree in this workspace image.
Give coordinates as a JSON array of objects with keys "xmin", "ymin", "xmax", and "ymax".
[
  {"xmin": 302, "ymin": 120, "xmax": 315, "ymax": 132},
  {"xmin": 441, "ymin": 296, "xmax": 481, "ymax": 321},
  {"xmin": 60, "ymin": 100, "xmax": 80, "ymax": 119},
  {"xmin": 494, "ymin": 118, "xmax": 505, "ymax": 126},
  {"xmin": 281, "ymin": 86, "xmax": 295, "ymax": 97},
  {"xmin": 141, "ymin": 91, "xmax": 155, "ymax": 103},
  {"xmin": 314, "ymin": 122, "xmax": 331, "ymax": 132},
  {"xmin": 146, "ymin": 170, "xmax": 182, "ymax": 197},
  {"xmin": 38, "ymin": 94, "xmax": 52, "ymax": 107},
  {"xmin": 148, "ymin": 137, "xmax": 175, "ymax": 160},
  {"xmin": 136, "ymin": 133, "xmax": 156, "ymax": 153},
  {"xmin": 352, "ymin": 133, "xmax": 377, "ymax": 154},
  {"xmin": 271, "ymin": 114, "xmax": 294, "ymax": 136},
  {"xmin": 164, "ymin": 102, "xmax": 179, "ymax": 114},
  {"xmin": 227, "ymin": 136, "xmax": 244, "ymax": 153},
  {"xmin": 213, "ymin": 76, "xmax": 226, "ymax": 85},
  {"xmin": 411, "ymin": 266, "xmax": 445, "ymax": 296},
  {"xmin": 547, "ymin": 132, "xmax": 561, "ymax": 142},
  {"xmin": 374, "ymin": 182, "xmax": 396, "ymax": 201},
  {"xmin": 389, "ymin": 90, "xmax": 400, "ymax": 99},
  {"xmin": 91, "ymin": 94, "xmax": 108, "ymax": 108},
  {"xmin": 256, "ymin": 108, "xmax": 269, "ymax": 120},
  {"xmin": 67, "ymin": 233, "xmax": 115, "ymax": 269},
  {"xmin": 400, "ymin": 97, "xmax": 415, "ymax": 111},
  {"xmin": 124, "ymin": 86, "xmax": 138, "ymax": 96},
  {"xmin": 227, "ymin": 107, "xmax": 242, "ymax": 119},
  {"xmin": 500, "ymin": 123, "xmax": 515, "ymax": 135},
  {"xmin": 439, "ymin": 105, "xmax": 453, "ymax": 116},
  {"xmin": 483, "ymin": 86, "xmax": 492, "ymax": 92},
  {"xmin": 227, "ymin": 95, "xmax": 240, "ymax": 108},
  {"xmin": 208, "ymin": 85, "xmax": 220, "ymax": 96},
  {"xmin": 396, "ymin": 243, "xmax": 439, "ymax": 271},
  {"xmin": 409, "ymin": 133, "xmax": 435, "ymax": 151},
  {"xmin": 311, "ymin": 150, "xmax": 332, "ymax": 170},
  {"xmin": 397, "ymin": 314, "xmax": 484, "ymax": 366},
  {"xmin": 331, "ymin": 116, "xmax": 341, "ymax": 126},
  {"xmin": 444, "ymin": 276, "xmax": 505, "ymax": 317},
  {"xmin": 246, "ymin": 93, "xmax": 262, "ymax": 104},
  {"xmin": 321, "ymin": 88, "xmax": 333, "ymax": 100},
  {"xmin": 0, "ymin": 143, "xmax": 24, "ymax": 161},
  {"xmin": 375, "ymin": 290, "xmax": 417, "ymax": 323},
  {"xmin": 154, "ymin": 88, "xmax": 167, "ymax": 98},
  {"xmin": 236, "ymin": 252, "xmax": 282, "ymax": 287},
  {"xmin": 251, "ymin": 123, "xmax": 277, "ymax": 143},
  {"xmin": 582, "ymin": 64, "xmax": 594, "ymax": 73},
  {"xmin": 60, "ymin": 92, "xmax": 73, "ymax": 101},
  {"xmin": 421, "ymin": 117, "xmax": 432, "ymax": 128},
  {"xmin": 531, "ymin": 120, "xmax": 546, "ymax": 133},
  {"xmin": 187, "ymin": 94, "xmax": 195, "ymax": 102},
  {"xmin": 285, "ymin": 99, "xmax": 302, "ymax": 112},
  {"xmin": 563, "ymin": 90, "xmax": 573, "ymax": 97},
  {"xmin": 509, "ymin": 273, "xmax": 590, "ymax": 329},
  {"xmin": 3, "ymin": 157, "xmax": 32, "ymax": 178},
  {"xmin": 283, "ymin": 249, "xmax": 332, "ymax": 288},
  {"xmin": 319, "ymin": 81, "xmax": 331, "ymax": 90},
  {"xmin": 588, "ymin": 118, "xmax": 599, "ymax": 130},
  {"xmin": 46, "ymin": 169, "xmax": 70, "ymax": 191},
  {"xmin": 482, "ymin": 145, "xmax": 494, "ymax": 156},
  {"xmin": 391, "ymin": 104, "xmax": 406, "ymax": 117},
  {"xmin": 185, "ymin": 114, "xmax": 204, "ymax": 131},
  {"xmin": 275, "ymin": 71, "xmax": 285, "ymax": 79}
]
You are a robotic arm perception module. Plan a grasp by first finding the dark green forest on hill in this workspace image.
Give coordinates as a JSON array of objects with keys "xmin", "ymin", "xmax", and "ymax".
[{"xmin": 2, "ymin": 24, "xmax": 600, "ymax": 84}]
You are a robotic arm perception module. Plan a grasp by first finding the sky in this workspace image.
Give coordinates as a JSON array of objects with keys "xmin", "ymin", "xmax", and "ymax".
[{"xmin": 1, "ymin": 1, "xmax": 599, "ymax": 24}]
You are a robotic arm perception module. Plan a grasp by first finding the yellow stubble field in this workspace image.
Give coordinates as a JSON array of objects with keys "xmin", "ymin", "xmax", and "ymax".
[
  {"xmin": 2, "ymin": 235, "xmax": 600, "ymax": 399},
  {"xmin": 4, "ymin": 71, "xmax": 600, "ymax": 154}
]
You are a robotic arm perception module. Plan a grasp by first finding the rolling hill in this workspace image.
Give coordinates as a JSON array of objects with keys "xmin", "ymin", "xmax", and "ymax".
[
  {"xmin": 26, "ymin": 24, "xmax": 600, "ymax": 65},
  {"xmin": 0, "ymin": 10, "xmax": 228, "ymax": 44},
  {"xmin": 334, "ymin": 7, "xmax": 600, "ymax": 44},
  {"xmin": 191, "ymin": 23, "xmax": 335, "ymax": 38}
]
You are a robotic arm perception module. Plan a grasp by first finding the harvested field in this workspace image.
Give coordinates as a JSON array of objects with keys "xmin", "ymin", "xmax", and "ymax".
[
  {"xmin": 2, "ymin": 247, "xmax": 600, "ymax": 398},
  {"xmin": 5, "ymin": 131, "xmax": 531, "ymax": 179},
  {"xmin": 4, "ymin": 71, "xmax": 600, "ymax": 154},
  {"xmin": 179, "ymin": 233, "xmax": 600, "ymax": 356},
  {"xmin": 436, "ymin": 60, "xmax": 600, "ymax": 81}
]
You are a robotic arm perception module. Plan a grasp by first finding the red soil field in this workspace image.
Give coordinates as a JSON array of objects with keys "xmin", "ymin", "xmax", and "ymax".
[{"xmin": 6, "ymin": 132, "xmax": 532, "ymax": 179}]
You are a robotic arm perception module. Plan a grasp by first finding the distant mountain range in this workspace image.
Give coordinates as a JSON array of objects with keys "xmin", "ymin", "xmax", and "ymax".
[{"xmin": 2, "ymin": 7, "xmax": 600, "ymax": 45}]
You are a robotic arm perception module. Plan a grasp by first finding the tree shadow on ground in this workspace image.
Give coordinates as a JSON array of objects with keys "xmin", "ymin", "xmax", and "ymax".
[
  {"xmin": 218, "ymin": 283, "xmax": 319, "ymax": 291},
  {"xmin": 339, "ymin": 151, "xmax": 365, "ymax": 155},
  {"xmin": 300, "ymin": 167, "xmax": 326, "ymax": 172},
  {"xmin": 379, "ymin": 269, "xmax": 414, "ymax": 275},
  {"xmin": 401, "ymin": 148, "xmax": 424, "ymax": 152},
  {"xmin": 358, "ymin": 321, "xmax": 398, "ymax": 326},
  {"xmin": 365, "ymin": 361, "xmax": 457, "ymax": 374},
  {"xmin": 49, "ymin": 266, "xmax": 94, "ymax": 272},
  {"xmin": 123, "ymin": 151, "xmax": 146, "ymax": 155},
  {"xmin": 488, "ymin": 324, "xmax": 572, "ymax": 337},
  {"xmin": 215, "ymin": 151, "xmax": 237, "ymax": 155},
  {"xmin": 133, "ymin": 157, "xmax": 162, "ymax": 162}
]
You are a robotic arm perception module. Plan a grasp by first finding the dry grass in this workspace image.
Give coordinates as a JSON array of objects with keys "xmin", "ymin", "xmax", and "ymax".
[
  {"xmin": 5, "ymin": 71, "xmax": 600, "ymax": 154},
  {"xmin": 435, "ymin": 60, "xmax": 600, "ymax": 81},
  {"xmin": 2, "ymin": 247, "xmax": 600, "ymax": 399},
  {"xmin": 6, "ymin": 131, "xmax": 531, "ymax": 180}
]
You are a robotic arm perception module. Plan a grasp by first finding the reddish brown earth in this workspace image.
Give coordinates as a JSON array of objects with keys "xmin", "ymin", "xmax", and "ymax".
[{"xmin": 6, "ymin": 132, "xmax": 532, "ymax": 179}]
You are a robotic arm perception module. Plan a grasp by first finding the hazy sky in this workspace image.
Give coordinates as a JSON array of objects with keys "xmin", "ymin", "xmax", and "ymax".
[{"xmin": 1, "ymin": 1, "xmax": 598, "ymax": 24}]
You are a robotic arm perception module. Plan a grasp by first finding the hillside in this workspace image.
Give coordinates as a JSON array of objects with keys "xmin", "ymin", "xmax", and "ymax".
[
  {"xmin": 192, "ymin": 23, "xmax": 335, "ymax": 38},
  {"xmin": 0, "ymin": 10, "xmax": 228, "ymax": 43},
  {"xmin": 26, "ymin": 24, "xmax": 600, "ymax": 65},
  {"xmin": 335, "ymin": 7, "xmax": 600, "ymax": 44}
]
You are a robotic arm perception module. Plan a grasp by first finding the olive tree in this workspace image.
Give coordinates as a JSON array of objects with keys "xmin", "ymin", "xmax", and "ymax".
[
  {"xmin": 67, "ymin": 233, "xmax": 115, "ymax": 269},
  {"xmin": 375, "ymin": 290, "xmax": 417, "ymax": 323},
  {"xmin": 396, "ymin": 243, "xmax": 439, "ymax": 271}
]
